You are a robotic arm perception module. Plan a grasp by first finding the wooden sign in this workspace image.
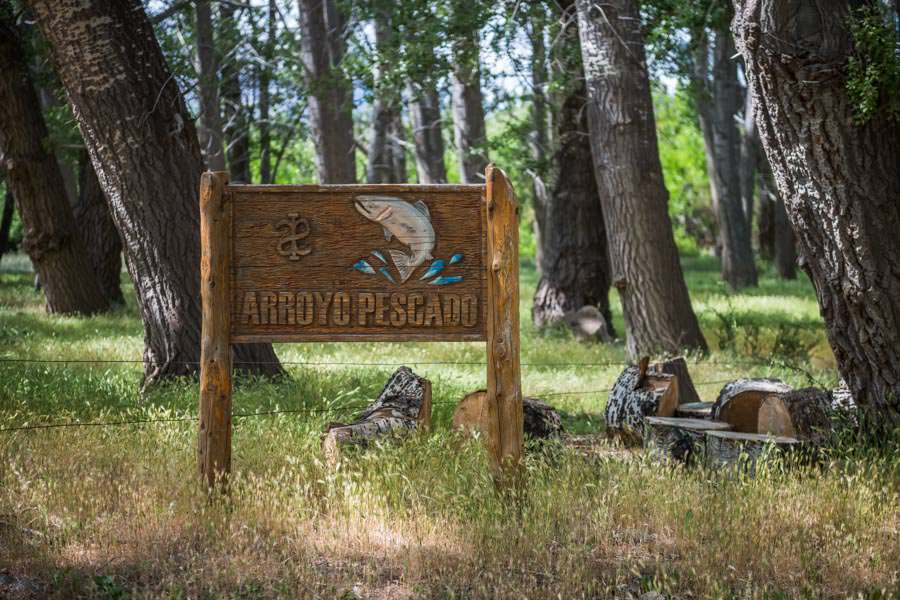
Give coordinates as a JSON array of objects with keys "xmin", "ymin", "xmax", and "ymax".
[{"xmin": 198, "ymin": 165, "xmax": 522, "ymax": 487}]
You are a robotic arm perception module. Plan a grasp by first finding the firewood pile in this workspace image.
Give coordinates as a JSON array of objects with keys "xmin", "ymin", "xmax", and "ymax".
[{"xmin": 606, "ymin": 357, "xmax": 842, "ymax": 471}]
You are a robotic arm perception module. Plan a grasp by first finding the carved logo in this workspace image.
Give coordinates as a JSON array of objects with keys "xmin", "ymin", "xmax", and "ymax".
[{"xmin": 275, "ymin": 213, "xmax": 312, "ymax": 261}]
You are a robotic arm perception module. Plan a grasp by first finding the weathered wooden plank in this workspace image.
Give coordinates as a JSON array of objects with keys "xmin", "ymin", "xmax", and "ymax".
[
  {"xmin": 198, "ymin": 171, "xmax": 233, "ymax": 488},
  {"xmin": 484, "ymin": 164, "xmax": 523, "ymax": 478}
]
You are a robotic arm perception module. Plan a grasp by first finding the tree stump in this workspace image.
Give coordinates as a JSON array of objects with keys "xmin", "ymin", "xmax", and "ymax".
[
  {"xmin": 648, "ymin": 356, "xmax": 701, "ymax": 405},
  {"xmin": 453, "ymin": 390, "xmax": 562, "ymax": 440},
  {"xmin": 323, "ymin": 367, "xmax": 431, "ymax": 460},
  {"xmin": 605, "ymin": 359, "xmax": 679, "ymax": 444},
  {"xmin": 704, "ymin": 430, "xmax": 801, "ymax": 472},
  {"xmin": 675, "ymin": 402, "xmax": 714, "ymax": 419},
  {"xmin": 757, "ymin": 388, "xmax": 832, "ymax": 443},
  {"xmin": 711, "ymin": 378, "xmax": 792, "ymax": 432},
  {"xmin": 643, "ymin": 416, "xmax": 732, "ymax": 465}
]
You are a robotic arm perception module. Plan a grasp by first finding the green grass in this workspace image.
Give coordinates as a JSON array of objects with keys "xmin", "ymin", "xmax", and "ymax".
[{"xmin": 1, "ymin": 252, "xmax": 898, "ymax": 599}]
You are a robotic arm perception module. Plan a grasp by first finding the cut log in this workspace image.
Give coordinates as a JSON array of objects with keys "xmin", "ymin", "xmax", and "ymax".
[
  {"xmin": 711, "ymin": 378, "xmax": 792, "ymax": 433},
  {"xmin": 675, "ymin": 402, "xmax": 714, "ymax": 419},
  {"xmin": 704, "ymin": 430, "xmax": 801, "ymax": 472},
  {"xmin": 757, "ymin": 388, "xmax": 832, "ymax": 443},
  {"xmin": 605, "ymin": 363, "xmax": 679, "ymax": 444},
  {"xmin": 648, "ymin": 356, "xmax": 701, "ymax": 405},
  {"xmin": 562, "ymin": 306, "xmax": 613, "ymax": 343},
  {"xmin": 323, "ymin": 367, "xmax": 431, "ymax": 460},
  {"xmin": 830, "ymin": 378, "xmax": 858, "ymax": 429},
  {"xmin": 453, "ymin": 390, "xmax": 562, "ymax": 440},
  {"xmin": 643, "ymin": 416, "xmax": 732, "ymax": 465}
]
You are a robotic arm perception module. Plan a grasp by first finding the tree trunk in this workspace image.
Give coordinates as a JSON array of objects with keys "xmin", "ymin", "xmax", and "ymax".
[
  {"xmin": 219, "ymin": 3, "xmax": 251, "ymax": 183},
  {"xmin": 449, "ymin": 17, "xmax": 488, "ymax": 183},
  {"xmin": 529, "ymin": 9, "xmax": 549, "ymax": 273},
  {"xmin": 575, "ymin": 0, "xmax": 708, "ymax": 357},
  {"xmin": 366, "ymin": 7, "xmax": 398, "ymax": 184},
  {"xmin": 74, "ymin": 151, "xmax": 124, "ymax": 306},
  {"xmin": 733, "ymin": 0, "xmax": 900, "ymax": 430},
  {"xmin": 194, "ymin": 0, "xmax": 227, "ymax": 171},
  {"xmin": 739, "ymin": 90, "xmax": 757, "ymax": 225},
  {"xmin": 758, "ymin": 388, "xmax": 832, "ymax": 442},
  {"xmin": 388, "ymin": 110, "xmax": 407, "ymax": 183},
  {"xmin": 605, "ymin": 363, "xmax": 680, "ymax": 444},
  {"xmin": 773, "ymin": 191, "xmax": 796, "ymax": 279},
  {"xmin": 297, "ymin": 0, "xmax": 356, "ymax": 184},
  {"xmin": 757, "ymin": 169, "xmax": 775, "ymax": 260},
  {"xmin": 29, "ymin": 0, "xmax": 283, "ymax": 383},
  {"xmin": 408, "ymin": 83, "xmax": 447, "ymax": 183},
  {"xmin": 258, "ymin": 0, "xmax": 275, "ymax": 184},
  {"xmin": 694, "ymin": 27, "xmax": 758, "ymax": 289},
  {"xmin": 0, "ymin": 185, "xmax": 14, "ymax": 263},
  {"xmin": 0, "ymin": 11, "xmax": 109, "ymax": 315}
]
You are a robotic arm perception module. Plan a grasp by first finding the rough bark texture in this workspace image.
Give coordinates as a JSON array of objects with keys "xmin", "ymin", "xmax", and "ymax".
[
  {"xmin": 366, "ymin": 8, "xmax": 401, "ymax": 184},
  {"xmin": 297, "ymin": 0, "xmax": 356, "ymax": 184},
  {"xmin": 529, "ymin": 8, "xmax": 549, "ymax": 273},
  {"xmin": 705, "ymin": 430, "xmax": 801, "ymax": 472},
  {"xmin": 575, "ymin": 0, "xmax": 708, "ymax": 357},
  {"xmin": 733, "ymin": 0, "xmax": 900, "ymax": 429},
  {"xmin": 74, "ymin": 151, "xmax": 124, "ymax": 306},
  {"xmin": 408, "ymin": 83, "xmax": 447, "ymax": 183},
  {"xmin": 388, "ymin": 111, "xmax": 407, "ymax": 183},
  {"xmin": 258, "ymin": 0, "xmax": 276, "ymax": 184},
  {"xmin": 757, "ymin": 387, "xmax": 832, "ymax": 442},
  {"xmin": 450, "ymin": 19, "xmax": 488, "ymax": 183},
  {"xmin": 739, "ymin": 90, "xmax": 758, "ymax": 225},
  {"xmin": 695, "ymin": 28, "xmax": 758, "ymax": 289},
  {"xmin": 323, "ymin": 367, "xmax": 431, "ymax": 460},
  {"xmin": 219, "ymin": 3, "xmax": 251, "ymax": 183},
  {"xmin": 643, "ymin": 416, "xmax": 732, "ymax": 465},
  {"xmin": 711, "ymin": 378, "xmax": 793, "ymax": 432},
  {"xmin": 195, "ymin": 0, "xmax": 227, "ymax": 171},
  {"xmin": 453, "ymin": 390, "xmax": 563, "ymax": 440},
  {"xmin": 29, "ymin": 0, "xmax": 282, "ymax": 382},
  {"xmin": 605, "ymin": 365, "xmax": 679, "ymax": 443},
  {"xmin": 0, "ymin": 185, "xmax": 16, "ymax": 263},
  {"xmin": 773, "ymin": 191, "xmax": 797, "ymax": 278},
  {"xmin": 0, "ymin": 12, "xmax": 109, "ymax": 315}
]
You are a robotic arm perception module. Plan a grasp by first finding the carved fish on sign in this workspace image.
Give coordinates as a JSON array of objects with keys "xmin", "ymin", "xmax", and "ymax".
[{"xmin": 353, "ymin": 195, "xmax": 435, "ymax": 283}]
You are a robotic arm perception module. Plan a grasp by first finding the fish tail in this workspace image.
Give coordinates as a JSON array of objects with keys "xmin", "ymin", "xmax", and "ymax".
[{"xmin": 388, "ymin": 249, "xmax": 415, "ymax": 283}]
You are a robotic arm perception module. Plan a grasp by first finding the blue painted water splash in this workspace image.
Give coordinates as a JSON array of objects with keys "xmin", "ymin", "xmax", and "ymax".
[
  {"xmin": 449, "ymin": 253, "xmax": 463, "ymax": 265},
  {"xmin": 419, "ymin": 260, "xmax": 445, "ymax": 280},
  {"xmin": 430, "ymin": 275, "xmax": 463, "ymax": 286},
  {"xmin": 379, "ymin": 267, "xmax": 396, "ymax": 283},
  {"xmin": 353, "ymin": 259, "xmax": 375, "ymax": 275}
]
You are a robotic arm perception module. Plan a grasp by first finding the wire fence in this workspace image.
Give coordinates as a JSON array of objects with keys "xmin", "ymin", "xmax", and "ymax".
[{"xmin": 0, "ymin": 352, "xmax": 831, "ymax": 434}]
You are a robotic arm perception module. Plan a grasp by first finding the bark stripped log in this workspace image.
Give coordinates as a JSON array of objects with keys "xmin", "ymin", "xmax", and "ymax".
[
  {"xmin": 605, "ymin": 361, "xmax": 679, "ymax": 443},
  {"xmin": 643, "ymin": 416, "xmax": 732, "ymax": 465},
  {"xmin": 323, "ymin": 367, "xmax": 431, "ymax": 460},
  {"xmin": 711, "ymin": 378, "xmax": 792, "ymax": 433},
  {"xmin": 705, "ymin": 430, "xmax": 801, "ymax": 472},
  {"xmin": 757, "ymin": 388, "xmax": 832, "ymax": 443},
  {"xmin": 453, "ymin": 390, "xmax": 562, "ymax": 440}
]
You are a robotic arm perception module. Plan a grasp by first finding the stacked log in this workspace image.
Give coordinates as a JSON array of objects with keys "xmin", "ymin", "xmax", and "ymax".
[
  {"xmin": 675, "ymin": 402, "xmax": 714, "ymax": 419},
  {"xmin": 643, "ymin": 416, "xmax": 732, "ymax": 465},
  {"xmin": 705, "ymin": 430, "xmax": 801, "ymax": 472},
  {"xmin": 757, "ymin": 387, "xmax": 832, "ymax": 443},
  {"xmin": 711, "ymin": 378, "xmax": 792, "ymax": 432},
  {"xmin": 323, "ymin": 367, "xmax": 431, "ymax": 460},
  {"xmin": 605, "ymin": 357, "xmax": 679, "ymax": 444},
  {"xmin": 648, "ymin": 356, "xmax": 701, "ymax": 405},
  {"xmin": 453, "ymin": 390, "xmax": 563, "ymax": 440}
]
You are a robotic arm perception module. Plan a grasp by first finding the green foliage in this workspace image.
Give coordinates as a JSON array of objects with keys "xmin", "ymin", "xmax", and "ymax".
[{"xmin": 848, "ymin": 4, "xmax": 900, "ymax": 123}]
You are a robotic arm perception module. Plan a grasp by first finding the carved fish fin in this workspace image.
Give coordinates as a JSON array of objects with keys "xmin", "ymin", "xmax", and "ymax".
[
  {"xmin": 383, "ymin": 227, "xmax": 392, "ymax": 241},
  {"xmin": 414, "ymin": 200, "xmax": 430, "ymax": 218},
  {"xmin": 388, "ymin": 249, "xmax": 415, "ymax": 283}
]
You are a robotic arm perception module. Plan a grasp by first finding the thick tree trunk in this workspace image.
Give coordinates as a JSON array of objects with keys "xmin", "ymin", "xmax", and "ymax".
[
  {"xmin": 219, "ymin": 3, "xmax": 251, "ymax": 183},
  {"xmin": 297, "ymin": 0, "xmax": 356, "ymax": 184},
  {"xmin": 30, "ymin": 0, "xmax": 283, "ymax": 383},
  {"xmin": 773, "ymin": 192, "xmax": 797, "ymax": 279},
  {"xmin": 733, "ymin": 0, "xmax": 900, "ymax": 430},
  {"xmin": 757, "ymin": 168, "xmax": 775, "ymax": 260},
  {"xmin": 74, "ymin": 151, "xmax": 124, "ymax": 306},
  {"xmin": 0, "ymin": 12, "xmax": 109, "ymax": 315},
  {"xmin": 408, "ymin": 83, "xmax": 447, "ymax": 183},
  {"xmin": 575, "ymin": 0, "xmax": 708, "ymax": 357},
  {"xmin": 695, "ymin": 28, "xmax": 758, "ymax": 289},
  {"xmin": 195, "ymin": 0, "xmax": 227, "ymax": 171},
  {"xmin": 739, "ymin": 91, "xmax": 757, "ymax": 225},
  {"xmin": 0, "ymin": 185, "xmax": 14, "ymax": 263},
  {"xmin": 450, "ymin": 19, "xmax": 488, "ymax": 183}
]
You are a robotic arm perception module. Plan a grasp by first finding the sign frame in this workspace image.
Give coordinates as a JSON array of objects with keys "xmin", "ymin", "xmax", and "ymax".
[{"xmin": 198, "ymin": 165, "xmax": 522, "ymax": 486}]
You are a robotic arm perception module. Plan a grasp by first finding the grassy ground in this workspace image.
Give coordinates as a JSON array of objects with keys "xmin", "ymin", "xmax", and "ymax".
[{"xmin": 0, "ymin": 253, "xmax": 897, "ymax": 599}]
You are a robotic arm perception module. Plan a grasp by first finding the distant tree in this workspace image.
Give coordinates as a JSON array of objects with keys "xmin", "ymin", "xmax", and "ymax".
[
  {"xmin": 29, "ymin": 0, "xmax": 283, "ymax": 383},
  {"xmin": 733, "ymin": 0, "xmax": 900, "ymax": 429},
  {"xmin": 219, "ymin": 2, "xmax": 252, "ymax": 183},
  {"xmin": 0, "ymin": 8, "xmax": 109, "ymax": 315},
  {"xmin": 526, "ymin": 2, "xmax": 549, "ymax": 273},
  {"xmin": 366, "ymin": 3, "xmax": 404, "ymax": 183},
  {"xmin": 408, "ymin": 82, "xmax": 447, "ymax": 183},
  {"xmin": 576, "ymin": 0, "xmax": 707, "ymax": 356},
  {"xmin": 449, "ymin": 0, "xmax": 489, "ymax": 183},
  {"xmin": 297, "ymin": 0, "xmax": 356, "ymax": 183},
  {"xmin": 195, "ymin": 0, "xmax": 227, "ymax": 171},
  {"xmin": 258, "ymin": 0, "xmax": 277, "ymax": 184}
]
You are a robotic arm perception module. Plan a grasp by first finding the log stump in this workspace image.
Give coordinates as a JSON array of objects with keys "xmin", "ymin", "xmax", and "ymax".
[
  {"xmin": 453, "ymin": 390, "xmax": 562, "ymax": 440},
  {"xmin": 323, "ymin": 367, "xmax": 431, "ymax": 460},
  {"xmin": 704, "ymin": 430, "xmax": 801, "ymax": 472},
  {"xmin": 648, "ymin": 356, "xmax": 701, "ymax": 406},
  {"xmin": 605, "ymin": 359, "xmax": 679, "ymax": 444},
  {"xmin": 643, "ymin": 416, "xmax": 732, "ymax": 465},
  {"xmin": 757, "ymin": 388, "xmax": 832, "ymax": 443},
  {"xmin": 711, "ymin": 378, "xmax": 792, "ymax": 433},
  {"xmin": 675, "ymin": 402, "xmax": 714, "ymax": 419}
]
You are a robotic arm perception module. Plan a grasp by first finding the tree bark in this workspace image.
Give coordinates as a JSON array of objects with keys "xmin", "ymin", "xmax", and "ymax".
[
  {"xmin": 74, "ymin": 150, "xmax": 124, "ymax": 306},
  {"xmin": 733, "ymin": 0, "xmax": 900, "ymax": 430},
  {"xmin": 258, "ymin": 0, "xmax": 276, "ymax": 184},
  {"xmin": 694, "ymin": 27, "xmax": 758, "ymax": 289},
  {"xmin": 0, "ymin": 11, "xmax": 109, "ymax": 315},
  {"xmin": 575, "ymin": 0, "xmax": 708, "ymax": 357},
  {"xmin": 529, "ymin": 8, "xmax": 549, "ymax": 273},
  {"xmin": 297, "ymin": 0, "xmax": 356, "ymax": 184},
  {"xmin": 408, "ymin": 83, "xmax": 447, "ymax": 183},
  {"xmin": 388, "ymin": 109, "xmax": 407, "ymax": 183},
  {"xmin": 739, "ymin": 89, "xmax": 757, "ymax": 225},
  {"xmin": 773, "ymin": 190, "xmax": 797, "ymax": 279},
  {"xmin": 449, "ymin": 9, "xmax": 488, "ymax": 184},
  {"xmin": 29, "ymin": 0, "xmax": 283, "ymax": 383},
  {"xmin": 219, "ymin": 2, "xmax": 251, "ymax": 183},
  {"xmin": 195, "ymin": 0, "xmax": 227, "ymax": 171},
  {"xmin": 366, "ymin": 7, "xmax": 400, "ymax": 184},
  {"xmin": 0, "ymin": 185, "xmax": 14, "ymax": 263}
]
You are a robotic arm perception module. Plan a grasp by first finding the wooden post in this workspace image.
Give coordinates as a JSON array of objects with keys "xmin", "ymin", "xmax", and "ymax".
[
  {"xmin": 198, "ymin": 171, "xmax": 233, "ymax": 488},
  {"xmin": 484, "ymin": 164, "xmax": 523, "ymax": 478}
]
